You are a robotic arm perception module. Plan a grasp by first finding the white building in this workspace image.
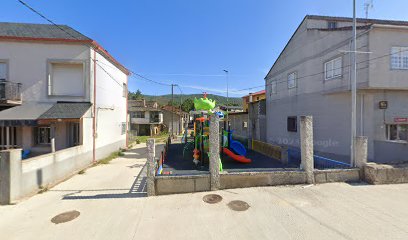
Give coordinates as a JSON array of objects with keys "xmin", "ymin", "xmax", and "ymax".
[
  {"xmin": 128, "ymin": 99, "xmax": 163, "ymax": 136},
  {"xmin": 0, "ymin": 22, "xmax": 129, "ymax": 161}
]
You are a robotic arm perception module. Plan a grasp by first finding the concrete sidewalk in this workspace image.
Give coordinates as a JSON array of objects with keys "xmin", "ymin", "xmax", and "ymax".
[{"xmin": 1, "ymin": 144, "xmax": 408, "ymax": 240}]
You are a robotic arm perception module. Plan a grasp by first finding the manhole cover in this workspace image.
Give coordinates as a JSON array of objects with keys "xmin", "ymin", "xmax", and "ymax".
[
  {"xmin": 51, "ymin": 210, "xmax": 80, "ymax": 224},
  {"xmin": 203, "ymin": 194, "xmax": 223, "ymax": 204},
  {"xmin": 227, "ymin": 200, "xmax": 250, "ymax": 211}
]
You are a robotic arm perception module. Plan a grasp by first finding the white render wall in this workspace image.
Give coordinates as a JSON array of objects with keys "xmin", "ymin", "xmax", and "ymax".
[
  {"xmin": 91, "ymin": 50, "xmax": 127, "ymax": 151},
  {"xmin": 0, "ymin": 40, "xmax": 127, "ymax": 159},
  {"xmin": 0, "ymin": 41, "xmax": 91, "ymax": 102}
]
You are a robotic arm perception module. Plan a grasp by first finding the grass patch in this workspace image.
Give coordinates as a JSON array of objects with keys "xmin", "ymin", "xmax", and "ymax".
[
  {"xmin": 38, "ymin": 186, "xmax": 49, "ymax": 194},
  {"xmin": 78, "ymin": 169, "xmax": 86, "ymax": 175},
  {"xmin": 97, "ymin": 149, "xmax": 125, "ymax": 165},
  {"xmin": 129, "ymin": 132, "xmax": 169, "ymax": 148},
  {"xmin": 135, "ymin": 132, "xmax": 169, "ymax": 144}
]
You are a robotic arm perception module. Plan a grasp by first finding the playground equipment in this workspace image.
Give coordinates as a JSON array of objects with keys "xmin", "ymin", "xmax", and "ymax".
[
  {"xmin": 193, "ymin": 94, "xmax": 216, "ymax": 111},
  {"xmin": 188, "ymin": 93, "xmax": 251, "ymax": 168},
  {"xmin": 222, "ymin": 126, "xmax": 252, "ymax": 164}
]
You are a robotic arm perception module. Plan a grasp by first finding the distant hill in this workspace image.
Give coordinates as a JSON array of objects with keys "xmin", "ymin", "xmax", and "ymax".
[{"xmin": 142, "ymin": 94, "xmax": 242, "ymax": 107}]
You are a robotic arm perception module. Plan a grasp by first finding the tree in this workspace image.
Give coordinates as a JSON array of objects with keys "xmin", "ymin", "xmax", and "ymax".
[
  {"xmin": 167, "ymin": 100, "xmax": 180, "ymax": 107},
  {"xmin": 181, "ymin": 98, "xmax": 194, "ymax": 112},
  {"xmin": 129, "ymin": 89, "xmax": 143, "ymax": 100}
]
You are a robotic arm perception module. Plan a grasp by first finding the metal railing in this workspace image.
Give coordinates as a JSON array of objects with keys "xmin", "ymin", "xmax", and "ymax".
[
  {"xmin": 287, "ymin": 148, "xmax": 350, "ymax": 169},
  {"xmin": 149, "ymin": 117, "xmax": 161, "ymax": 123},
  {"xmin": 0, "ymin": 81, "xmax": 22, "ymax": 102}
]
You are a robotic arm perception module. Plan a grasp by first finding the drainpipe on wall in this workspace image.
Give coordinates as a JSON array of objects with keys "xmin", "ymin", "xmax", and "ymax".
[
  {"xmin": 126, "ymin": 75, "xmax": 129, "ymax": 148},
  {"xmin": 92, "ymin": 50, "xmax": 97, "ymax": 163}
]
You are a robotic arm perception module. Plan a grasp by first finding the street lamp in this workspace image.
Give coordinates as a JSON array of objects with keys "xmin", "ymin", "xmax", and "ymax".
[{"xmin": 223, "ymin": 70, "xmax": 229, "ymax": 111}]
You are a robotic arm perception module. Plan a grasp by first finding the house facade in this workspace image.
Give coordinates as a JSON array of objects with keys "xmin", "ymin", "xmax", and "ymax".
[
  {"xmin": 0, "ymin": 22, "xmax": 129, "ymax": 160},
  {"xmin": 265, "ymin": 15, "xmax": 408, "ymax": 163},
  {"xmin": 161, "ymin": 105, "xmax": 188, "ymax": 136},
  {"xmin": 242, "ymin": 90, "xmax": 266, "ymax": 112},
  {"xmin": 128, "ymin": 99, "xmax": 163, "ymax": 136}
]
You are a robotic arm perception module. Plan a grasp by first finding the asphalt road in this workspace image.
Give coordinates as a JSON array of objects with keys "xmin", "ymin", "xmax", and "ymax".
[{"xmin": 1, "ymin": 144, "xmax": 408, "ymax": 240}]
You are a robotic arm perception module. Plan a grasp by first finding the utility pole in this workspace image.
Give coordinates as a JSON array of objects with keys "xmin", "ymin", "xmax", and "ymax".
[{"xmin": 351, "ymin": 0, "xmax": 357, "ymax": 167}]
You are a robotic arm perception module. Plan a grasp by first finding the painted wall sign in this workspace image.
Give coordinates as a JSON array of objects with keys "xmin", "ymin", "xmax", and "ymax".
[
  {"xmin": 394, "ymin": 117, "xmax": 408, "ymax": 123},
  {"xmin": 379, "ymin": 101, "xmax": 388, "ymax": 109}
]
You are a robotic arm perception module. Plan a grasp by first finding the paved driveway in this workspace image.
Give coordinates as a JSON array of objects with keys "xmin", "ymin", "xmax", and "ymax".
[{"xmin": 1, "ymin": 144, "xmax": 408, "ymax": 240}]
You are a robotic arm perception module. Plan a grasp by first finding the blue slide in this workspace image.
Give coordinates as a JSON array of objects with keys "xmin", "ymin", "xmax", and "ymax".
[{"xmin": 228, "ymin": 131, "xmax": 247, "ymax": 156}]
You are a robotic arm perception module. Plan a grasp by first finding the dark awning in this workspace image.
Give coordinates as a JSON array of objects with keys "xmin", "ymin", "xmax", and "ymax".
[
  {"xmin": 0, "ymin": 102, "xmax": 92, "ymax": 126},
  {"xmin": 0, "ymin": 103, "xmax": 54, "ymax": 126},
  {"xmin": 39, "ymin": 102, "xmax": 92, "ymax": 119}
]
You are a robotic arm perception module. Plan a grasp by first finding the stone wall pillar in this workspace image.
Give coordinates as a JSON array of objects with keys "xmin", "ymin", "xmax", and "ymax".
[
  {"xmin": 355, "ymin": 136, "xmax": 368, "ymax": 169},
  {"xmin": 146, "ymin": 139, "xmax": 156, "ymax": 196},
  {"xmin": 209, "ymin": 114, "xmax": 220, "ymax": 191},
  {"xmin": 0, "ymin": 149, "xmax": 22, "ymax": 205},
  {"xmin": 300, "ymin": 116, "xmax": 315, "ymax": 184}
]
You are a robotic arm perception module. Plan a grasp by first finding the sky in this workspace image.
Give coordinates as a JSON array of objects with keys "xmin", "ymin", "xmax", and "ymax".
[{"xmin": 2, "ymin": 0, "xmax": 408, "ymax": 97}]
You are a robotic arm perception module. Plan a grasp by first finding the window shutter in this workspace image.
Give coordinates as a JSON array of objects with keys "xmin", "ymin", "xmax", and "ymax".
[
  {"xmin": 334, "ymin": 57, "xmax": 342, "ymax": 76},
  {"xmin": 0, "ymin": 63, "xmax": 6, "ymax": 81}
]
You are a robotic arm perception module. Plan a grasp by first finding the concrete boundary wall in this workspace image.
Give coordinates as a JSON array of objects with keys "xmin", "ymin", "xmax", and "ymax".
[
  {"xmin": 364, "ymin": 163, "xmax": 408, "ymax": 184},
  {"xmin": 0, "ymin": 140, "xmax": 124, "ymax": 204},
  {"xmin": 314, "ymin": 169, "xmax": 361, "ymax": 184},
  {"xmin": 251, "ymin": 139, "xmax": 287, "ymax": 163},
  {"xmin": 154, "ymin": 169, "xmax": 361, "ymax": 195},
  {"xmin": 155, "ymin": 175, "xmax": 210, "ymax": 195}
]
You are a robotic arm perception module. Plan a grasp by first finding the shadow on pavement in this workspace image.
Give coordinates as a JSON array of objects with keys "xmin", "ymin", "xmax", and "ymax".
[
  {"xmin": 60, "ymin": 163, "xmax": 148, "ymax": 200},
  {"xmin": 121, "ymin": 143, "xmax": 165, "ymax": 160}
]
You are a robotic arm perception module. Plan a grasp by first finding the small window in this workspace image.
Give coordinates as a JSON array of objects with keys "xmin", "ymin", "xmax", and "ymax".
[
  {"xmin": 288, "ymin": 72, "xmax": 297, "ymax": 89},
  {"xmin": 325, "ymin": 57, "xmax": 342, "ymax": 80},
  {"xmin": 386, "ymin": 124, "xmax": 408, "ymax": 142},
  {"xmin": 35, "ymin": 126, "xmax": 51, "ymax": 145},
  {"xmin": 391, "ymin": 47, "xmax": 408, "ymax": 70},
  {"xmin": 287, "ymin": 116, "xmax": 297, "ymax": 132},
  {"xmin": 123, "ymin": 83, "xmax": 127, "ymax": 97},
  {"xmin": 0, "ymin": 62, "xmax": 7, "ymax": 81},
  {"xmin": 271, "ymin": 80, "xmax": 277, "ymax": 94},
  {"xmin": 328, "ymin": 21, "xmax": 337, "ymax": 29},
  {"xmin": 131, "ymin": 111, "xmax": 145, "ymax": 118},
  {"xmin": 243, "ymin": 121, "xmax": 248, "ymax": 128},
  {"xmin": 121, "ymin": 122, "xmax": 126, "ymax": 135}
]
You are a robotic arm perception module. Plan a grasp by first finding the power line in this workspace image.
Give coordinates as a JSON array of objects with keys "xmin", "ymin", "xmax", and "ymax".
[
  {"xmin": 130, "ymin": 71, "xmax": 171, "ymax": 86},
  {"xmin": 232, "ymin": 46, "xmax": 408, "ymax": 93},
  {"xmin": 18, "ymin": 0, "xmax": 125, "ymax": 88}
]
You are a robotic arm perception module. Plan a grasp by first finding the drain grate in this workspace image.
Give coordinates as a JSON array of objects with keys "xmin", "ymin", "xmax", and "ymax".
[
  {"xmin": 203, "ymin": 194, "xmax": 223, "ymax": 204},
  {"xmin": 51, "ymin": 210, "xmax": 80, "ymax": 224},
  {"xmin": 227, "ymin": 200, "xmax": 250, "ymax": 211}
]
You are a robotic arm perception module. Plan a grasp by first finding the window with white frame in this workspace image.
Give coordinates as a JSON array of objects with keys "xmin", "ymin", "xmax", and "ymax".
[
  {"xmin": 287, "ymin": 72, "xmax": 297, "ymax": 89},
  {"xmin": 271, "ymin": 80, "xmax": 277, "ymax": 94},
  {"xmin": 391, "ymin": 47, "xmax": 408, "ymax": 70},
  {"xmin": 386, "ymin": 124, "xmax": 408, "ymax": 142},
  {"xmin": 131, "ymin": 111, "xmax": 145, "ymax": 118},
  {"xmin": 0, "ymin": 62, "xmax": 7, "ymax": 81},
  {"xmin": 121, "ymin": 122, "xmax": 127, "ymax": 135},
  {"xmin": 48, "ymin": 62, "xmax": 85, "ymax": 96},
  {"xmin": 35, "ymin": 126, "xmax": 51, "ymax": 145},
  {"xmin": 325, "ymin": 57, "xmax": 342, "ymax": 80}
]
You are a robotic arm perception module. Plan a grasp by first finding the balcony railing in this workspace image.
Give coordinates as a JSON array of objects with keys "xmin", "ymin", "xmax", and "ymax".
[
  {"xmin": 150, "ymin": 117, "xmax": 161, "ymax": 123},
  {"xmin": 0, "ymin": 81, "xmax": 22, "ymax": 104}
]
